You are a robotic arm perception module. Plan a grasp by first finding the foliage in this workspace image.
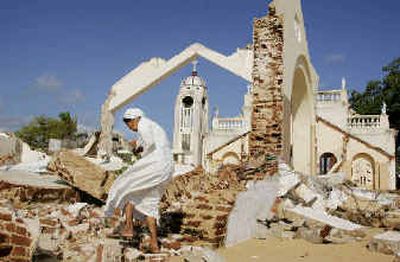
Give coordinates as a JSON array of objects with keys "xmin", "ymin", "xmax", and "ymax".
[
  {"xmin": 349, "ymin": 57, "xmax": 400, "ymax": 130},
  {"xmin": 16, "ymin": 112, "xmax": 77, "ymax": 151}
]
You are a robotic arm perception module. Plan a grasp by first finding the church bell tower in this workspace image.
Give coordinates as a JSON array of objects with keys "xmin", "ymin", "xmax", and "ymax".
[{"xmin": 173, "ymin": 61, "xmax": 209, "ymax": 166}]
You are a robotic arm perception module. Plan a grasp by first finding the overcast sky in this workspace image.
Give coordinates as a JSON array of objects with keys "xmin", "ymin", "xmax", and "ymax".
[{"xmin": 0, "ymin": 0, "xmax": 399, "ymax": 138}]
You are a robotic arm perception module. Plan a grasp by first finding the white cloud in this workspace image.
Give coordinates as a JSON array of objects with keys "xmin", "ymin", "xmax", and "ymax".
[
  {"xmin": 324, "ymin": 53, "xmax": 346, "ymax": 64},
  {"xmin": 34, "ymin": 74, "xmax": 62, "ymax": 92}
]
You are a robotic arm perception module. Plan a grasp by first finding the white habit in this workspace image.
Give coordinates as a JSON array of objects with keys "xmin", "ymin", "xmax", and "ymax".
[{"xmin": 104, "ymin": 116, "xmax": 173, "ymax": 220}]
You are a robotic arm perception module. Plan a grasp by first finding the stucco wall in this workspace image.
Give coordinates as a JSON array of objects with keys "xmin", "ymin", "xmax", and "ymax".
[{"xmin": 317, "ymin": 118, "xmax": 396, "ymax": 190}]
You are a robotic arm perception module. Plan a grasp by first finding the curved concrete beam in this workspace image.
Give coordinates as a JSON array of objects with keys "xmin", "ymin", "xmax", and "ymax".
[{"xmin": 107, "ymin": 43, "xmax": 253, "ymax": 112}]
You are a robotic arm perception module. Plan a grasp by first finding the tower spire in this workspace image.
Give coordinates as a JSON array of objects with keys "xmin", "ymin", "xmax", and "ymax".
[{"xmin": 192, "ymin": 60, "xmax": 198, "ymax": 76}]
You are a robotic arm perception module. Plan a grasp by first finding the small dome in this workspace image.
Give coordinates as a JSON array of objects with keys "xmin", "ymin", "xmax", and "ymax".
[
  {"xmin": 180, "ymin": 60, "xmax": 206, "ymax": 88},
  {"xmin": 181, "ymin": 74, "xmax": 206, "ymax": 88}
]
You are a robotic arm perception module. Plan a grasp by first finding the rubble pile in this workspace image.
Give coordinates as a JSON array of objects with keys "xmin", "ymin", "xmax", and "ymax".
[
  {"xmin": 48, "ymin": 150, "xmax": 118, "ymax": 201},
  {"xmin": 0, "ymin": 171, "xmax": 79, "ymax": 207},
  {"xmin": 253, "ymin": 163, "xmax": 400, "ymax": 253},
  {"xmin": 0, "ymin": 201, "xmax": 35, "ymax": 262},
  {"xmin": 0, "ymin": 142, "xmax": 399, "ymax": 260},
  {"xmin": 160, "ymin": 166, "xmax": 246, "ymax": 248}
]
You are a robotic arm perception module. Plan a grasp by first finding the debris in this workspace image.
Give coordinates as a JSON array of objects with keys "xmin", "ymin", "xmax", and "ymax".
[
  {"xmin": 48, "ymin": 150, "xmax": 117, "ymax": 201},
  {"xmin": 367, "ymin": 231, "xmax": 400, "ymax": 255},
  {"xmin": 0, "ymin": 170, "xmax": 79, "ymax": 206}
]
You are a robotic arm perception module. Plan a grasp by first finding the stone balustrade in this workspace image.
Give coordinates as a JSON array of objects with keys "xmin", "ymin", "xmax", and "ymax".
[
  {"xmin": 316, "ymin": 90, "xmax": 342, "ymax": 102},
  {"xmin": 212, "ymin": 117, "xmax": 246, "ymax": 131},
  {"xmin": 347, "ymin": 115, "xmax": 381, "ymax": 129}
]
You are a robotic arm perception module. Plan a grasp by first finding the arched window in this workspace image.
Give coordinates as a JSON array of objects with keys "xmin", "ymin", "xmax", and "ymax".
[
  {"xmin": 351, "ymin": 153, "xmax": 374, "ymax": 189},
  {"xmin": 182, "ymin": 96, "xmax": 194, "ymax": 108},
  {"xmin": 319, "ymin": 152, "xmax": 337, "ymax": 175}
]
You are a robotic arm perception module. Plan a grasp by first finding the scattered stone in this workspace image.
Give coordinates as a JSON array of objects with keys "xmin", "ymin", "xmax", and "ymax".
[
  {"xmin": 367, "ymin": 231, "xmax": 400, "ymax": 255},
  {"xmin": 48, "ymin": 150, "xmax": 117, "ymax": 201}
]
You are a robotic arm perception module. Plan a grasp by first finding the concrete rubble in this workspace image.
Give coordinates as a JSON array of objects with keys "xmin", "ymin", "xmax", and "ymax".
[
  {"xmin": 48, "ymin": 150, "xmax": 118, "ymax": 201},
  {"xmin": 0, "ymin": 138, "xmax": 399, "ymax": 261}
]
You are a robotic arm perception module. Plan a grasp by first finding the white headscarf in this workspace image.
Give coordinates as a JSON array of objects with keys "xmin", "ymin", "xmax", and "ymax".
[{"xmin": 123, "ymin": 108, "xmax": 144, "ymax": 120}]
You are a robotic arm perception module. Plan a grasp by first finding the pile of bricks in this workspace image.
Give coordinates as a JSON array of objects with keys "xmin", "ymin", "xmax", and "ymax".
[
  {"xmin": 0, "ymin": 180, "xmax": 79, "ymax": 207},
  {"xmin": 48, "ymin": 150, "xmax": 117, "ymax": 201},
  {"xmin": 161, "ymin": 167, "xmax": 245, "ymax": 247},
  {"xmin": 0, "ymin": 205, "xmax": 34, "ymax": 262}
]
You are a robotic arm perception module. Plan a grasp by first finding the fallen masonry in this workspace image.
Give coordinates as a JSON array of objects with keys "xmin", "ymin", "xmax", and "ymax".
[
  {"xmin": 48, "ymin": 150, "xmax": 118, "ymax": 201},
  {"xmin": 0, "ymin": 170, "xmax": 79, "ymax": 207},
  {"xmin": 0, "ymin": 203, "xmax": 35, "ymax": 262},
  {"xmin": 368, "ymin": 231, "xmax": 400, "ymax": 255}
]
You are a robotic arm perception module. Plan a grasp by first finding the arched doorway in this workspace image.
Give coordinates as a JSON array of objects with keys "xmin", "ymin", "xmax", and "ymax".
[
  {"xmin": 222, "ymin": 152, "xmax": 241, "ymax": 166},
  {"xmin": 319, "ymin": 152, "xmax": 337, "ymax": 175},
  {"xmin": 291, "ymin": 64, "xmax": 313, "ymax": 175},
  {"xmin": 351, "ymin": 154, "xmax": 375, "ymax": 189}
]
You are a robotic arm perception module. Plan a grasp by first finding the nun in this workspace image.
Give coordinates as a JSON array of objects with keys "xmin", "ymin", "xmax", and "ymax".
[{"xmin": 104, "ymin": 108, "xmax": 173, "ymax": 252}]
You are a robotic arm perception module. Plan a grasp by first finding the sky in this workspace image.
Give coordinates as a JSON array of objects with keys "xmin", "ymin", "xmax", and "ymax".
[{"xmin": 0, "ymin": 0, "xmax": 399, "ymax": 138}]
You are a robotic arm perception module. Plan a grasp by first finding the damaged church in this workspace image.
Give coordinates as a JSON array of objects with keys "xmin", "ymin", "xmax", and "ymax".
[{"xmin": 98, "ymin": 0, "xmax": 396, "ymax": 191}]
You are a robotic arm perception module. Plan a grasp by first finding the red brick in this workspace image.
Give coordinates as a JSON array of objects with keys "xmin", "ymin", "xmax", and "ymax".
[
  {"xmin": 0, "ymin": 212, "xmax": 12, "ymax": 221},
  {"xmin": 11, "ymin": 235, "xmax": 31, "ymax": 246},
  {"xmin": 215, "ymin": 214, "xmax": 228, "ymax": 221},
  {"xmin": 0, "ymin": 232, "xmax": 10, "ymax": 243},
  {"xmin": 14, "ymin": 226, "xmax": 27, "ymax": 236},
  {"xmin": 67, "ymin": 218, "xmax": 80, "ymax": 226},
  {"xmin": 194, "ymin": 196, "xmax": 209, "ymax": 203},
  {"xmin": 186, "ymin": 220, "xmax": 202, "ymax": 227},
  {"xmin": 11, "ymin": 246, "xmax": 28, "ymax": 257},
  {"xmin": 39, "ymin": 218, "xmax": 58, "ymax": 227},
  {"xmin": 5, "ymin": 222, "xmax": 15, "ymax": 232},
  {"xmin": 215, "ymin": 205, "xmax": 232, "ymax": 213},
  {"xmin": 213, "ymin": 221, "xmax": 227, "ymax": 230},
  {"xmin": 201, "ymin": 215, "xmax": 213, "ymax": 220},
  {"xmin": 15, "ymin": 218, "xmax": 24, "ymax": 224},
  {"xmin": 196, "ymin": 204, "xmax": 212, "ymax": 210}
]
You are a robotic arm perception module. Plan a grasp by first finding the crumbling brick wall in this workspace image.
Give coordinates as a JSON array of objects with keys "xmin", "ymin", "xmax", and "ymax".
[
  {"xmin": 0, "ymin": 180, "xmax": 79, "ymax": 207},
  {"xmin": 0, "ymin": 205, "xmax": 34, "ymax": 261},
  {"xmin": 250, "ymin": 6, "xmax": 284, "ymax": 176},
  {"xmin": 161, "ymin": 167, "xmax": 245, "ymax": 247}
]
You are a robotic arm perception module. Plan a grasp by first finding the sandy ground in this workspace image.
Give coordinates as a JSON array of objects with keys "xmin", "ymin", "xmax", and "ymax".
[
  {"xmin": 171, "ymin": 229, "xmax": 394, "ymax": 262},
  {"xmin": 217, "ymin": 237, "xmax": 392, "ymax": 262}
]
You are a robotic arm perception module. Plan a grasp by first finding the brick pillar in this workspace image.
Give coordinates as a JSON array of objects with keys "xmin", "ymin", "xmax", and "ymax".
[{"xmin": 250, "ymin": 6, "xmax": 284, "ymax": 176}]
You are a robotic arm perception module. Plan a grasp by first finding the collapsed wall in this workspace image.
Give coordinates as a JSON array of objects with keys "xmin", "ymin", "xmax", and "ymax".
[{"xmin": 160, "ymin": 167, "xmax": 246, "ymax": 247}]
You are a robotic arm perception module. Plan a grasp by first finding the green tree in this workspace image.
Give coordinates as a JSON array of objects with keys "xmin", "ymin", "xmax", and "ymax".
[
  {"xmin": 350, "ymin": 57, "xmax": 400, "ymax": 129},
  {"xmin": 16, "ymin": 112, "xmax": 78, "ymax": 151}
]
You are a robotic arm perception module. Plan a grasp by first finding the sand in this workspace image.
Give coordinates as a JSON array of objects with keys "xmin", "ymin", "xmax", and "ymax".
[
  {"xmin": 171, "ymin": 229, "xmax": 394, "ymax": 262},
  {"xmin": 217, "ymin": 237, "xmax": 392, "ymax": 262}
]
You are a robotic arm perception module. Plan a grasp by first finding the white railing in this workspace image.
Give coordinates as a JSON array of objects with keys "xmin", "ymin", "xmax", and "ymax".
[
  {"xmin": 213, "ymin": 117, "xmax": 246, "ymax": 130},
  {"xmin": 317, "ymin": 90, "xmax": 342, "ymax": 102},
  {"xmin": 347, "ymin": 115, "xmax": 381, "ymax": 129}
]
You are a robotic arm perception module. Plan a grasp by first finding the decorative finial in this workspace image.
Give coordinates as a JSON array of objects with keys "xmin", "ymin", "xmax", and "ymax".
[
  {"xmin": 192, "ymin": 60, "xmax": 198, "ymax": 76},
  {"xmin": 382, "ymin": 102, "xmax": 387, "ymax": 115},
  {"xmin": 341, "ymin": 77, "xmax": 346, "ymax": 90}
]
